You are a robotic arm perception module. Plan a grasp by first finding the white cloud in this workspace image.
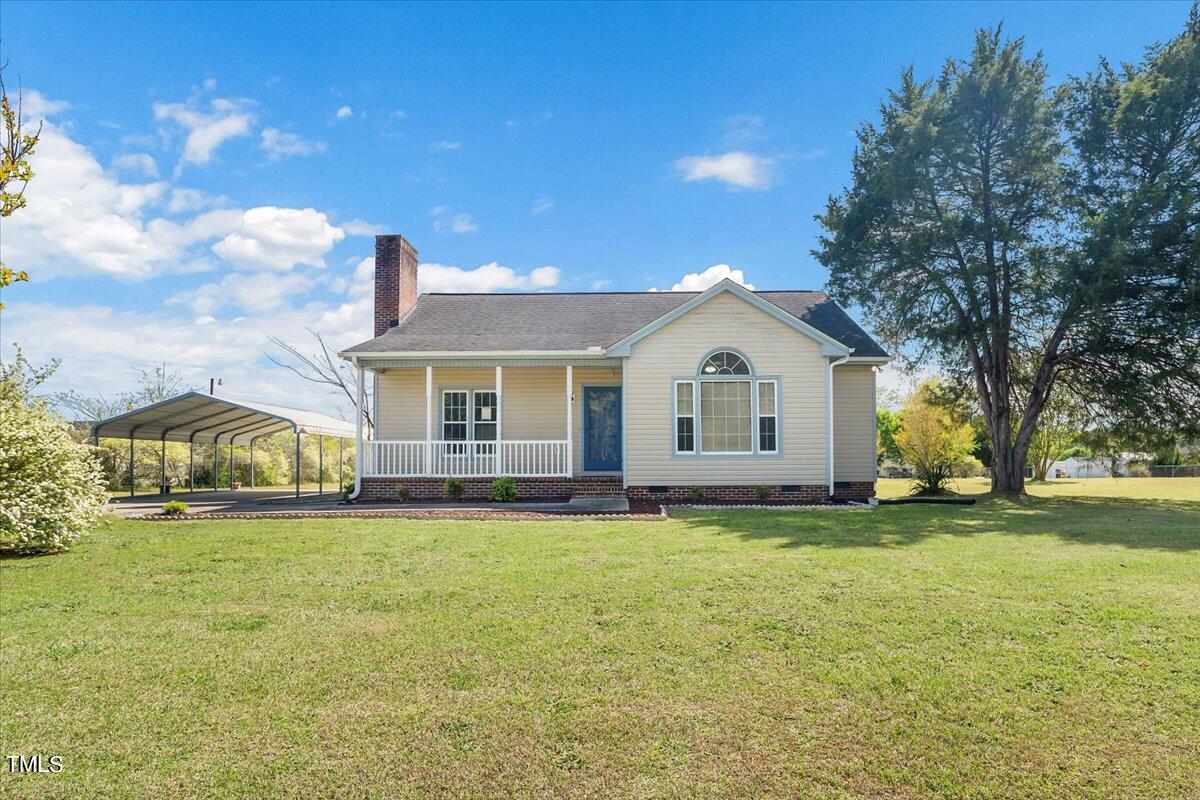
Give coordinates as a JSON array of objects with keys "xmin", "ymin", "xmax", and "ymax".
[
  {"xmin": 174, "ymin": 271, "xmax": 315, "ymax": 315},
  {"xmin": 1, "ymin": 110, "xmax": 350, "ymax": 279},
  {"xmin": 1, "ymin": 121, "xmax": 202, "ymax": 279},
  {"xmin": 211, "ymin": 207, "xmax": 345, "ymax": 271},
  {"xmin": 166, "ymin": 187, "xmax": 227, "ymax": 214},
  {"xmin": 531, "ymin": 197, "xmax": 554, "ymax": 215},
  {"xmin": 591, "ymin": 279, "xmax": 612, "ymax": 290},
  {"xmin": 112, "ymin": 152, "xmax": 160, "ymax": 178},
  {"xmin": 340, "ymin": 219, "xmax": 386, "ymax": 237},
  {"xmin": 673, "ymin": 151, "xmax": 776, "ymax": 190},
  {"xmin": 350, "ymin": 257, "xmax": 559, "ymax": 294},
  {"xmin": 429, "ymin": 140, "xmax": 461, "ymax": 151},
  {"xmin": 430, "ymin": 205, "xmax": 478, "ymax": 235},
  {"xmin": 260, "ymin": 127, "xmax": 327, "ymax": 161},
  {"xmin": 153, "ymin": 94, "xmax": 256, "ymax": 172},
  {"xmin": 20, "ymin": 90, "xmax": 71, "ymax": 119},
  {"xmin": 334, "ymin": 105, "xmax": 354, "ymax": 120},
  {"xmin": 3, "ymin": 296, "xmax": 376, "ymax": 414},
  {"xmin": 650, "ymin": 264, "xmax": 755, "ymax": 292}
]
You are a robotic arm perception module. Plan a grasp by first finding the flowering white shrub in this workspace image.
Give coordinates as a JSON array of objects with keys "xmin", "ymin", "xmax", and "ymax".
[{"xmin": 0, "ymin": 354, "xmax": 108, "ymax": 553}]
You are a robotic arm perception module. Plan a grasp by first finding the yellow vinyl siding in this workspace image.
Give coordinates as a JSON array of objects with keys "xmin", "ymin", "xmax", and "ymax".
[
  {"xmin": 374, "ymin": 369, "xmax": 424, "ymax": 439},
  {"xmin": 625, "ymin": 292, "xmax": 829, "ymax": 485},
  {"xmin": 502, "ymin": 368, "xmax": 565, "ymax": 439},
  {"xmin": 833, "ymin": 365, "xmax": 877, "ymax": 482}
]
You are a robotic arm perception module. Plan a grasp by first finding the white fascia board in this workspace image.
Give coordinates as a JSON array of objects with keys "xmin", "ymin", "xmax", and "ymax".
[
  {"xmin": 345, "ymin": 349, "xmax": 612, "ymax": 360},
  {"xmin": 605, "ymin": 279, "xmax": 853, "ymax": 358},
  {"xmin": 845, "ymin": 356, "xmax": 891, "ymax": 365}
]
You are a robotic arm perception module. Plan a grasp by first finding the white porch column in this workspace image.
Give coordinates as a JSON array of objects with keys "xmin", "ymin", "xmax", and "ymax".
[
  {"xmin": 350, "ymin": 364, "xmax": 365, "ymax": 499},
  {"xmin": 565, "ymin": 365, "xmax": 573, "ymax": 477},
  {"xmin": 425, "ymin": 365, "xmax": 433, "ymax": 476},
  {"xmin": 495, "ymin": 365, "xmax": 503, "ymax": 475}
]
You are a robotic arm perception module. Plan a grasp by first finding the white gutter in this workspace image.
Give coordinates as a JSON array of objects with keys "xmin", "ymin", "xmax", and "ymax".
[
  {"xmin": 827, "ymin": 354, "xmax": 851, "ymax": 497},
  {"xmin": 348, "ymin": 362, "xmax": 365, "ymax": 501}
]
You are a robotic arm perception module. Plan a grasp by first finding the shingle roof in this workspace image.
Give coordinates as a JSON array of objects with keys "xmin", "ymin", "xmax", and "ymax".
[{"xmin": 343, "ymin": 290, "xmax": 888, "ymax": 358}]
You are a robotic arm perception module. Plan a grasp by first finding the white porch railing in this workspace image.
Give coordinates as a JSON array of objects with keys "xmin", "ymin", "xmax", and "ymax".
[{"xmin": 364, "ymin": 440, "xmax": 569, "ymax": 478}]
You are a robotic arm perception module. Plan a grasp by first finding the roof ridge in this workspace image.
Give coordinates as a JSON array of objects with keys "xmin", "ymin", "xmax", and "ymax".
[{"xmin": 419, "ymin": 289, "xmax": 826, "ymax": 296}]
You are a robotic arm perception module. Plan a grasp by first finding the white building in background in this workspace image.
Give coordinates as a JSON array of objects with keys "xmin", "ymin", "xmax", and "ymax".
[{"xmin": 1049, "ymin": 454, "xmax": 1143, "ymax": 479}]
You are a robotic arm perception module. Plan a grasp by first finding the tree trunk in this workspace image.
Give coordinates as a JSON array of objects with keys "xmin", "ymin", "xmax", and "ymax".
[{"xmin": 990, "ymin": 442, "xmax": 1026, "ymax": 495}]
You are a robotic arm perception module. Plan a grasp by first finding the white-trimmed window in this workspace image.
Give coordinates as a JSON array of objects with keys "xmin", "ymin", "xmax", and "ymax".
[
  {"xmin": 473, "ymin": 391, "xmax": 498, "ymax": 445},
  {"xmin": 442, "ymin": 390, "xmax": 468, "ymax": 441},
  {"xmin": 700, "ymin": 380, "xmax": 752, "ymax": 453},
  {"xmin": 675, "ymin": 380, "xmax": 696, "ymax": 453},
  {"xmin": 757, "ymin": 380, "xmax": 778, "ymax": 453},
  {"xmin": 674, "ymin": 350, "xmax": 777, "ymax": 456}
]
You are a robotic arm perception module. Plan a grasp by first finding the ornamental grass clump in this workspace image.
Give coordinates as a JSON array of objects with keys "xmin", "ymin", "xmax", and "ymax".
[{"xmin": 0, "ymin": 349, "xmax": 108, "ymax": 553}]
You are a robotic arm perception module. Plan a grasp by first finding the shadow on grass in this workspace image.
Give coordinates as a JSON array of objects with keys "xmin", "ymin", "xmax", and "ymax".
[{"xmin": 672, "ymin": 495, "xmax": 1200, "ymax": 552}]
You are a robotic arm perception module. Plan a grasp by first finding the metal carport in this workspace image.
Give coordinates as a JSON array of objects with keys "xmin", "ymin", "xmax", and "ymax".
[{"xmin": 90, "ymin": 392, "xmax": 356, "ymax": 498}]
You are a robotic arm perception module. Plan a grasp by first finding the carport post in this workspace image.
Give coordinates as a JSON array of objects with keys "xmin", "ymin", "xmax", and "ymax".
[
  {"xmin": 319, "ymin": 435, "xmax": 324, "ymax": 496},
  {"xmin": 338, "ymin": 439, "xmax": 344, "ymax": 492},
  {"xmin": 295, "ymin": 432, "xmax": 301, "ymax": 498},
  {"xmin": 213, "ymin": 439, "xmax": 219, "ymax": 491},
  {"xmin": 129, "ymin": 435, "xmax": 135, "ymax": 497},
  {"xmin": 189, "ymin": 441, "xmax": 194, "ymax": 491},
  {"xmin": 229, "ymin": 441, "xmax": 235, "ymax": 490},
  {"xmin": 249, "ymin": 439, "xmax": 255, "ymax": 489},
  {"xmin": 160, "ymin": 437, "xmax": 167, "ymax": 495}
]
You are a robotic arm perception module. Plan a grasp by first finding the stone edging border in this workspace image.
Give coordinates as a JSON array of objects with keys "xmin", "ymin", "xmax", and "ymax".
[{"xmin": 127, "ymin": 509, "xmax": 667, "ymax": 522}]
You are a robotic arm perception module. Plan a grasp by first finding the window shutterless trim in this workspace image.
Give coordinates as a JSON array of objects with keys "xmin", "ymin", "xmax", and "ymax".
[
  {"xmin": 673, "ymin": 379, "xmax": 696, "ymax": 454},
  {"xmin": 669, "ymin": 374, "xmax": 784, "ymax": 458},
  {"xmin": 757, "ymin": 379, "xmax": 779, "ymax": 454}
]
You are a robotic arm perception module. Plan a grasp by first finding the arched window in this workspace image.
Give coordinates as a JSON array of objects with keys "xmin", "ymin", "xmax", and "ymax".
[
  {"xmin": 700, "ymin": 350, "xmax": 751, "ymax": 375},
  {"xmin": 673, "ymin": 349, "xmax": 778, "ymax": 455}
]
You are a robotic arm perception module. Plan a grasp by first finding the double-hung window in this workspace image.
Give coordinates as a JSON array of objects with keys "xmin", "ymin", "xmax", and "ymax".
[
  {"xmin": 674, "ymin": 350, "xmax": 779, "ymax": 456},
  {"xmin": 757, "ymin": 380, "xmax": 778, "ymax": 453},
  {"xmin": 675, "ymin": 381, "xmax": 696, "ymax": 453},
  {"xmin": 473, "ymin": 391, "xmax": 498, "ymax": 456}
]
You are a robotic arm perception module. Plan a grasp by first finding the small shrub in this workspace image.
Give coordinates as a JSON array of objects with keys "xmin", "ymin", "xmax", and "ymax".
[
  {"xmin": 688, "ymin": 487, "xmax": 706, "ymax": 502},
  {"xmin": 393, "ymin": 483, "xmax": 409, "ymax": 502},
  {"xmin": 491, "ymin": 477, "xmax": 517, "ymax": 503},
  {"xmin": 444, "ymin": 477, "xmax": 465, "ymax": 501},
  {"xmin": 754, "ymin": 485, "xmax": 772, "ymax": 501},
  {"xmin": 339, "ymin": 481, "xmax": 355, "ymax": 501},
  {"xmin": 161, "ymin": 500, "xmax": 188, "ymax": 516}
]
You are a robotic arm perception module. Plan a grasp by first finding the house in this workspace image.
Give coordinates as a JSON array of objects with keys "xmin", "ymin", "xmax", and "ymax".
[
  {"xmin": 340, "ymin": 235, "xmax": 889, "ymax": 503},
  {"xmin": 1048, "ymin": 454, "xmax": 1144, "ymax": 479}
]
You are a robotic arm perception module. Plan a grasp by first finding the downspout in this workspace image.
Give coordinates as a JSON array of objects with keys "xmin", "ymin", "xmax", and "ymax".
[
  {"xmin": 827, "ymin": 354, "xmax": 851, "ymax": 498},
  {"xmin": 348, "ymin": 362, "xmax": 366, "ymax": 501}
]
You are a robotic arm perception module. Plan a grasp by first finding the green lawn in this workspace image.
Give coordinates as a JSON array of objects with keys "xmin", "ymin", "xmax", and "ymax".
[{"xmin": 3, "ymin": 485, "xmax": 1198, "ymax": 798}]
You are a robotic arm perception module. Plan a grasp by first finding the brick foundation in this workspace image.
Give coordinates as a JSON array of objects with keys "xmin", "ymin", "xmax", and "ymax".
[
  {"xmin": 626, "ymin": 484, "xmax": 831, "ymax": 504},
  {"xmin": 359, "ymin": 477, "xmax": 876, "ymax": 504},
  {"xmin": 833, "ymin": 481, "xmax": 876, "ymax": 502},
  {"xmin": 359, "ymin": 475, "xmax": 622, "ymax": 502}
]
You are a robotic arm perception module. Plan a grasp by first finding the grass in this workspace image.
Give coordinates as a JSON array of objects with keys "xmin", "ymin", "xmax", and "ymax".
[
  {"xmin": 3, "ymin": 481, "xmax": 1198, "ymax": 798},
  {"xmin": 877, "ymin": 475, "xmax": 1200, "ymax": 501}
]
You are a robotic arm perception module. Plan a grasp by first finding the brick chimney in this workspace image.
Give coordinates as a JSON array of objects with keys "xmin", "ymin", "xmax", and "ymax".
[{"xmin": 373, "ymin": 234, "xmax": 418, "ymax": 337}]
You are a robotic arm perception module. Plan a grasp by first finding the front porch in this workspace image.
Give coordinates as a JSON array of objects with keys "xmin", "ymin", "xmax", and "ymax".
[{"xmin": 357, "ymin": 361, "xmax": 624, "ymax": 481}]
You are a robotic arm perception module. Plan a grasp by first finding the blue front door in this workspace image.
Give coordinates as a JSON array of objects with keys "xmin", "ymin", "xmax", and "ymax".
[{"xmin": 583, "ymin": 386, "xmax": 622, "ymax": 471}]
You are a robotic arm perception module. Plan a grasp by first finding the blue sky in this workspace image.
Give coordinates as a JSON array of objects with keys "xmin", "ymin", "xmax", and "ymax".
[{"xmin": 0, "ymin": 1, "xmax": 1191, "ymax": 412}]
